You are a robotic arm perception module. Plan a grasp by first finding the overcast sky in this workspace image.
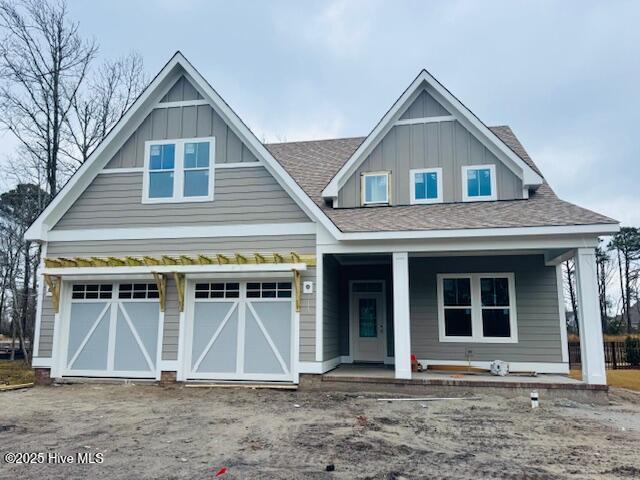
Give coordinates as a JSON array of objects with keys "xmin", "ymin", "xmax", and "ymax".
[{"xmin": 1, "ymin": 0, "xmax": 638, "ymax": 225}]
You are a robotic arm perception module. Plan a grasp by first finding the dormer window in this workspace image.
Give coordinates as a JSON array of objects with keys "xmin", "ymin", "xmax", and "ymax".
[
  {"xmin": 462, "ymin": 164, "xmax": 497, "ymax": 202},
  {"xmin": 143, "ymin": 137, "xmax": 215, "ymax": 203},
  {"xmin": 410, "ymin": 168, "xmax": 443, "ymax": 204},
  {"xmin": 361, "ymin": 171, "xmax": 390, "ymax": 205}
]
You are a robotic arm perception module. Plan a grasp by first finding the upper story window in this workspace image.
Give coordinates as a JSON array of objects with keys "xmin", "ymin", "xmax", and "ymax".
[
  {"xmin": 462, "ymin": 164, "xmax": 497, "ymax": 202},
  {"xmin": 361, "ymin": 171, "xmax": 390, "ymax": 206},
  {"xmin": 437, "ymin": 273, "xmax": 518, "ymax": 343},
  {"xmin": 410, "ymin": 168, "xmax": 443, "ymax": 204},
  {"xmin": 143, "ymin": 137, "xmax": 215, "ymax": 203}
]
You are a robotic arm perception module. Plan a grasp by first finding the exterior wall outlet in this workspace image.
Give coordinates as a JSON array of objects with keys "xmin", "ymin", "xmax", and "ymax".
[{"xmin": 302, "ymin": 281, "xmax": 313, "ymax": 294}]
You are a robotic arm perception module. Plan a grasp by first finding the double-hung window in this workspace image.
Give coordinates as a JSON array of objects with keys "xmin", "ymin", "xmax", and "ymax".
[
  {"xmin": 143, "ymin": 137, "xmax": 215, "ymax": 203},
  {"xmin": 437, "ymin": 273, "xmax": 517, "ymax": 343},
  {"xmin": 410, "ymin": 167, "xmax": 443, "ymax": 204},
  {"xmin": 462, "ymin": 164, "xmax": 497, "ymax": 201},
  {"xmin": 361, "ymin": 171, "xmax": 390, "ymax": 205}
]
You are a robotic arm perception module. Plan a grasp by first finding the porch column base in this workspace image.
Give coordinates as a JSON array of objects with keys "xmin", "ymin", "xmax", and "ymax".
[{"xmin": 392, "ymin": 252, "xmax": 412, "ymax": 380}]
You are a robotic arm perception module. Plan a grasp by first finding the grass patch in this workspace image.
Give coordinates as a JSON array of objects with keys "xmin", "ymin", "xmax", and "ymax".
[
  {"xmin": 570, "ymin": 369, "xmax": 640, "ymax": 391},
  {"xmin": 0, "ymin": 360, "xmax": 34, "ymax": 386}
]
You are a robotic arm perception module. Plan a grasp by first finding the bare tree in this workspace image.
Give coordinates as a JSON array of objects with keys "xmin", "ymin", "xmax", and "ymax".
[
  {"xmin": 609, "ymin": 227, "xmax": 640, "ymax": 333},
  {"xmin": 0, "ymin": 0, "xmax": 97, "ymax": 195},
  {"xmin": 596, "ymin": 241, "xmax": 615, "ymax": 331},
  {"xmin": 563, "ymin": 259, "xmax": 578, "ymax": 333},
  {"xmin": 64, "ymin": 51, "xmax": 146, "ymax": 163}
]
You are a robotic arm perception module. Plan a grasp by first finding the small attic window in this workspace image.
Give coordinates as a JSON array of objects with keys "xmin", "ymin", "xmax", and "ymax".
[
  {"xmin": 462, "ymin": 164, "xmax": 497, "ymax": 202},
  {"xmin": 361, "ymin": 172, "xmax": 390, "ymax": 206},
  {"xmin": 410, "ymin": 168, "xmax": 443, "ymax": 204}
]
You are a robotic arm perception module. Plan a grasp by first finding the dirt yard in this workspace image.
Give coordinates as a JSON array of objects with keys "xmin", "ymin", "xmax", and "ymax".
[{"xmin": 1, "ymin": 384, "xmax": 640, "ymax": 479}]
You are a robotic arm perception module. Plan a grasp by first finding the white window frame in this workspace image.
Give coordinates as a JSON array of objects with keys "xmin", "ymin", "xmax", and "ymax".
[
  {"xmin": 461, "ymin": 164, "xmax": 497, "ymax": 202},
  {"xmin": 143, "ymin": 137, "xmax": 215, "ymax": 204},
  {"xmin": 437, "ymin": 272, "xmax": 518, "ymax": 343},
  {"xmin": 409, "ymin": 167, "xmax": 443, "ymax": 204},
  {"xmin": 361, "ymin": 171, "xmax": 390, "ymax": 206}
]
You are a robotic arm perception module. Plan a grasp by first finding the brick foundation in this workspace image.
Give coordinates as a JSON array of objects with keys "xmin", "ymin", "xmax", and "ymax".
[
  {"xmin": 159, "ymin": 371, "xmax": 178, "ymax": 386},
  {"xmin": 34, "ymin": 368, "xmax": 53, "ymax": 386}
]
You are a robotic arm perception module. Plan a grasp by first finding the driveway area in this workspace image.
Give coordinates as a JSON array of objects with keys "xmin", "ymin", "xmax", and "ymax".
[{"xmin": 1, "ymin": 384, "xmax": 640, "ymax": 479}]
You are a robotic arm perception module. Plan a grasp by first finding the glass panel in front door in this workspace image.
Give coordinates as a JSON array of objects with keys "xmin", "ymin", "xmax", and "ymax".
[{"xmin": 359, "ymin": 298, "xmax": 377, "ymax": 337}]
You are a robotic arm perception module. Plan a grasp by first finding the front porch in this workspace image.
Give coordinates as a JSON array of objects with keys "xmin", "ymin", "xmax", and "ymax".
[{"xmin": 318, "ymin": 247, "xmax": 607, "ymax": 387}]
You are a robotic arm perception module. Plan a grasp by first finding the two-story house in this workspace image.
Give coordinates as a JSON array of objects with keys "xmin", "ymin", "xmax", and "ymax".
[{"xmin": 26, "ymin": 52, "xmax": 617, "ymax": 388}]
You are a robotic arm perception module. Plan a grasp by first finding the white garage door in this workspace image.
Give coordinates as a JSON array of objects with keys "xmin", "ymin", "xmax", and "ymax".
[
  {"xmin": 186, "ymin": 280, "xmax": 294, "ymax": 382},
  {"xmin": 62, "ymin": 283, "xmax": 161, "ymax": 378}
]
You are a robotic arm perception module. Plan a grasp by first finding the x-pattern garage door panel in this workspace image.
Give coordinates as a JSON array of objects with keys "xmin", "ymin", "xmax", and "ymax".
[
  {"xmin": 67, "ymin": 303, "xmax": 111, "ymax": 371},
  {"xmin": 64, "ymin": 283, "xmax": 161, "ymax": 378},
  {"xmin": 244, "ymin": 302, "xmax": 291, "ymax": 375},
  {"xmin": 188, "ymin": 281, "xmax": 294, "ymax": 381},
  {"xmin": 114, "ymin": 303, "xmax": 159, "ymax": 372},
  {"xmin": 192, "ymin": 302, "xmax": 238, "ymax": 374}
]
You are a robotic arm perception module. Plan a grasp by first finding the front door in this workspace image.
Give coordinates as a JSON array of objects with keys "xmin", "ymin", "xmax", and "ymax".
[{"xmin": 351, "ymin": 286, "xmax": 386, "ymax": 362}]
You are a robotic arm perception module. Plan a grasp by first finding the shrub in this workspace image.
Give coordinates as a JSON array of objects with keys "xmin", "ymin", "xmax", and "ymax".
[{"xmin": 625, "ymin": 337, "xmax": 640, "ymax": 366}]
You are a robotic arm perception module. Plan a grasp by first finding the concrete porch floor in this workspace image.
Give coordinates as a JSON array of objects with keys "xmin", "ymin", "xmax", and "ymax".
[{"xmin": 321, "ymin": 364, "xmax": 598, "ymax": 390}]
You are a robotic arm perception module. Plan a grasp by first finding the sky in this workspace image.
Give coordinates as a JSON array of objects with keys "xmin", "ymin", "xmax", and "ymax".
[{"xmin": 0, "ymin": 0, "xmax": 639, "ymax": 226}]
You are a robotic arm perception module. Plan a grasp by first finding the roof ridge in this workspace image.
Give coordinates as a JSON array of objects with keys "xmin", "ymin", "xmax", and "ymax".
[{"xmin": 264, "ymin": 136, "xmax": 365, "ymax": 146}]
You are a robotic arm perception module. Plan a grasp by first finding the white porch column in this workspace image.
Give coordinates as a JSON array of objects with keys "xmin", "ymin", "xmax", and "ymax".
[
  {"xmin": 392, "ymin": 252, "xmax": 412, "ymax": 379},
  {"xmin": 574, "ymin": 247, "xmax": 607, "ymax": 385}
]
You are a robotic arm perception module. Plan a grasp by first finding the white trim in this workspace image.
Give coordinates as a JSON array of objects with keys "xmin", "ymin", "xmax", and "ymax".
[
  {"xmin": 419, "ymin": 359, "xmax": 570, "ymax": 374},
  {"xmin": 142, "ymin": 137, "xmax": 215, "ymax": 204},
  {"xmin": 158, "ymin": 360, "xmax": 179, "ymax": 372},
  {"xmin": 32, "ymin": 243, "xmax": 47, "ymax": 358},
  {"xmin": 437, "ymin": 273, "xmax": 518, "ymax": 343},
  {"xmin": 556, "ymin": 263, "xmax": 569, "ymax": 363},
  {"xmin": 461, "ymin": 164, "xmax": 497, "ymax": 202},
  {"xmin": 322, "ymin": 70, "xmax": 543, "ymax": 199},
  {"xmin": 298, "ymin": 356, "xmax": 341, "ymax": 374},
  {"xmin": 154, "ymin": 99, "xmax": 209, "ymax": 109},
  {"xmin": 214, "ymin": 162, "xmax": 261, "ymax": 169},
  {"xmin": 31, "ymin": 357, "xmax": 53, "ymax": 368},
  {"xmin": 99, "ymin": 167, "xmax": 144, "ymax": 175},
  {"xmin": 337, "ymin": 223, "xmax": 619, "ymax": 241},
  {"xmin": 46, "ymin": 222, "xmax": 317, "ymax": 242},
  {"xmin": 44, "ymin": 263, "xmax": 308, "ymax": 277},
  {"xmin": 340, "ymin": 355, "xmax": 353, "ymax": 364},
  {"xmin": 394, "ymin": 115, "xmax": 455, "ymax": 126},
  {"xmin": 361, "ymin": 171, "xmax": 390, "ymax": 206},
  {"xmin": 392, "ymin": 252, "xmax": 412, "ymax": 379},
  {"xmin": 409, "ymin": 167, "xmax": 443, "ymax": 204},
  {"xmin": 349, "ymin": 280, "xmax": 387, "ymax": 362}
]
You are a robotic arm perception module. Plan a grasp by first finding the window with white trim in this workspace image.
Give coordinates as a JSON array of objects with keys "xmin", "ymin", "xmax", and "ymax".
[
  {"xmin": 361, "ymin": 171, "xmax": 390, "ymax": 205},
  {"xmin": 462, "ymin": 164, "xmax": 497, "ymax": 201},
  {"xmin": 410, "ymin": 167, "xmax": 443, "ymax": 204},
  {"xmin": 437, "ymin": 273, "xmax": 517, "ymax": 343},
  {"xmin": 143, "ymin": 137, "xmax": 215, "ymax": 203}
]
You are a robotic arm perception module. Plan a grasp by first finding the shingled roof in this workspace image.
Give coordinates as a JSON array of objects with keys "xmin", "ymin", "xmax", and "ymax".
[{"xmin": 265, "ymin": 127, "xmax": 617, "ymax": 233}]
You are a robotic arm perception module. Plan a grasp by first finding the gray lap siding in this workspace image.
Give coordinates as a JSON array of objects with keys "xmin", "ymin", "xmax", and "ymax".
[{"xmin": 409, "ymin": 255, "xmax": 564, "ymax": 364}]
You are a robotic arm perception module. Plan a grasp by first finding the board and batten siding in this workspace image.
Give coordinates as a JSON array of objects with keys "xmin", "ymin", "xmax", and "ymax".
[
  {"xmin": 159, "ymin": 75, "xmax": 203, "ymax": 103},
  {"xmin": 52, "ymin": 166, "xmax": 309, "ymax": 230},
  {"xmin": 409, "ymin": 255, "xmax": 563, "ymax": 363},
  {"xmin": 338, "ymin": 121, "xmax": 523, "ymax": 207},
  {"xmin": 40, "ymin": 235, "xmax": 317, "ymax": 362},
  {"xmin": 105, "ymin": 104, "xmax": 257, "ymax": 169},
  {"xmin": 399, "ymin": 90, "xmax": 450, "ymax": 120}
]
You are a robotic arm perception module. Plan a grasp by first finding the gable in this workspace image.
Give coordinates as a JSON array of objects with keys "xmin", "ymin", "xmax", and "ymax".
[
  {"xmin": 337, "ymin": 119, "xmax": 523, "ymax": 207},
  {"xmin": 322, "ymin": 71, "xmax": 544, "ymax": 200},
  {"xmin": 26, "ymin": 52, "xmax": 341, "ymax": 242}
]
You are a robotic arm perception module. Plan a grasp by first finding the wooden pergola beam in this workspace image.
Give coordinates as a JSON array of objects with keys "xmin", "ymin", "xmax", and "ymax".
[
  {"xmin": 151, "ymin": 272, "xmax": 167, "ymax": 312},
  {"xmin": 43, "ymin": 275, "xmax": 62, "ymax": 313},
  {"xmin": 173, "ymin": 272, "xmax": 186, "ymax": 312}
]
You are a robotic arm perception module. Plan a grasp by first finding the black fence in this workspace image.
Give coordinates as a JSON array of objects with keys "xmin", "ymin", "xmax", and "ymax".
[{"xmin": 569, "ymin": 341, "xmax": 640, "ymax": 369}]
